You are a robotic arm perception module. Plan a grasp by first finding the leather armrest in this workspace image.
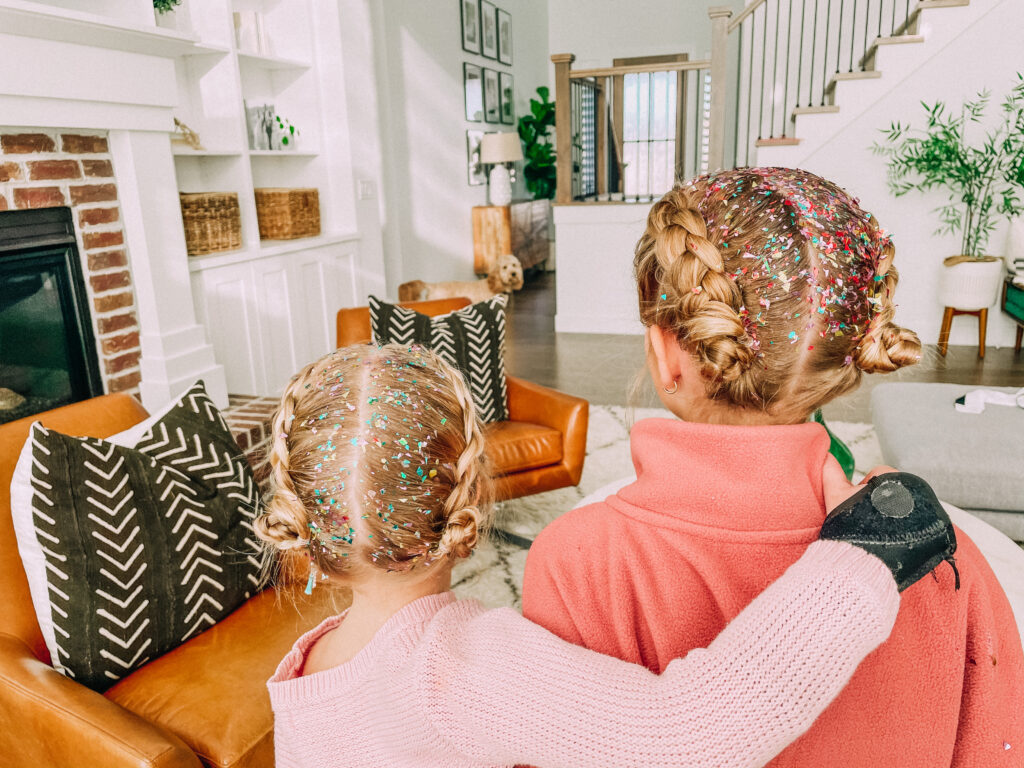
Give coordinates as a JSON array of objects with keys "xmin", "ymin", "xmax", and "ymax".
[
  {"xmin": 505, "ymin": 376, "xmax": 589, "ymax": 483},
  {"xmin": 0, "ymin": 633, "xmax": 200, "ymax": 768}
]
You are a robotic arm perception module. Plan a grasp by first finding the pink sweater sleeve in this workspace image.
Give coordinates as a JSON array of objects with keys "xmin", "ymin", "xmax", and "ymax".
[{"xmin": 418, "ymin": 539, "xmax": 899, "ymax": 768}]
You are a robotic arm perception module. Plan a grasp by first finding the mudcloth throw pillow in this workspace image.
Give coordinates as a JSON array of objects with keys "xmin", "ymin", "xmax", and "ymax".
[
  {"xmin": 11, "ymin": 381, "xmax": 262, "ymax": 692},
  {"xmin": 368, "ymin": 294, "xmax": 510, "ymax": 422}
]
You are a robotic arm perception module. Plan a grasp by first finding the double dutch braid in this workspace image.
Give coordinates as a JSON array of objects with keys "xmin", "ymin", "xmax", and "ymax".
[{"xmin": 636, "ymin": 188, "xmax": 761, "ymax": 405}]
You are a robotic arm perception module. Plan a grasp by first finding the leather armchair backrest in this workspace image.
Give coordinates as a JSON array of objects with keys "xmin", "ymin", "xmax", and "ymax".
[
  {"xmin": 336, "ymin": 298, "xmax": 472, "ymax": 347},
  {"xmin": 0, "ymin": 394, "xmax": 149, "ymax": 663}
]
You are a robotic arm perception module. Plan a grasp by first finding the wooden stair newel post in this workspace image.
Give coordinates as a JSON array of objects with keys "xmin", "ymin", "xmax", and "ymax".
[
  {"xmin": 596, "ymin": 77, "xmax": 608, "ymax": 197},
  {"xmin": 707, "ymin": 6, "xmax": 733, "ymax": 172},
  {"xmin": 552, "ymin": 53, "xmax": 575, "ymax": 204}
]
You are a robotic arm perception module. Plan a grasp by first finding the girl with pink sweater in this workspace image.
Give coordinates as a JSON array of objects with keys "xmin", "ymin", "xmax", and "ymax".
[{"xmin": 256, "ymin": 343, "xmax": 954, "ymax": 768}]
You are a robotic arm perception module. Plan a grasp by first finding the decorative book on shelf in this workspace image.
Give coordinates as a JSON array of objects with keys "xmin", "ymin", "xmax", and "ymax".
[
  {"xmin": 254, "ymin": 187, "xmax": 321, "ymax": 240},
  {"xmin": 179, "ymin": 192, "xmax": 242, "ymax": 256}
]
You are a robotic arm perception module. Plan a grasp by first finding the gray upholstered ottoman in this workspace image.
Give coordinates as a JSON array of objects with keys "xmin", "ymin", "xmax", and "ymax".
[{"xmin": 871, "ymin": 382, "xmax": 1024, "ymax": 541}]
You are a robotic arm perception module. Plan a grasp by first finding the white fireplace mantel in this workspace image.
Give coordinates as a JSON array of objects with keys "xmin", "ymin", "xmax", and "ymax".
[{"xmin": 0, "ymin": 0, "xmax": 228, "ymax": 408}]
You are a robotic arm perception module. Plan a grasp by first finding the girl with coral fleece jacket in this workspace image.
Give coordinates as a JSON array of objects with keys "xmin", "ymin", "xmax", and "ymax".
[
  {"xmin": 257, "ymin": 345, "xmax": 942, "ymax": 768},
  {"xmin": 523, "ymin": 168, "xmax": 1024, "ymax": 768}
]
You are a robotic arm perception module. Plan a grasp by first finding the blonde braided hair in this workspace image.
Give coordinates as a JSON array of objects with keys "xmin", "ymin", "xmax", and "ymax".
[
  {"xmin": 252, "ymin": 344, "xmax": 492, "ymax": 583},
  {"xmin": 636, "ymin": 168, "xmax": 921, "ymax": 421},
  {"xmin": 432, "ymin": 367, "xmax": 488, "ymax": 560},
  {"xmin": 636, "ymin": 187, "xmax": 761, "ymax": 405},
  {"xmin": 252, "ymin": 359, "xmax": 318, "ymax": 555}
]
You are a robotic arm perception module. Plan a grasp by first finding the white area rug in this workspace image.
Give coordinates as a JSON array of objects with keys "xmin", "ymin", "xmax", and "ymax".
[{"xmin": 451, "ymin": 406, "xmax": 884, "ymax": 610}]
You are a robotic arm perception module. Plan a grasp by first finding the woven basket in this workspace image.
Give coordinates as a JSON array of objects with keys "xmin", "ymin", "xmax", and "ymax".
[
  {"xmin": 254, "ymin": 187, "xmax": 321, "ymax": 240},
  {"xmin": 179, "ymin": 192, "xmax": 242, "ymax": 256}
]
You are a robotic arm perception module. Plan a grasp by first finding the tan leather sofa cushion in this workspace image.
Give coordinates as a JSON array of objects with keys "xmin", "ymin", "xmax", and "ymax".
[
  {"xmin": 484, "ymin": 420, "xmax": 563, "ymax": 475},
  {"xmin": 104, "ymin": 586, "xmax": 348, "ymax": 768}
]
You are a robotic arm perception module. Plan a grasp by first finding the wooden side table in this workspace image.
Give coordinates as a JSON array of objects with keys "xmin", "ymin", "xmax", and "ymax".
[
  {"xmin": 472, "ymin": 205, "xmax": 511, "ymax": 275},
  {"xmin": 937, "ymin": 306, "xmax": 988, "ymax": 359},
  {"xmin": 473, "ymin": 200, "xmax": 551, "ymax": 275}
]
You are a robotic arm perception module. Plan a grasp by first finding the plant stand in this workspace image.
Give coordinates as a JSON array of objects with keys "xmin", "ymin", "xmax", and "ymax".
[{"xmin": 937, "ymin": 306, "xmax": 988, "ymax": 358}]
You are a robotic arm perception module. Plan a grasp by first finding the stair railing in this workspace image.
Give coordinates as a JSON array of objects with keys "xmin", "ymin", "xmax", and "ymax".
[
  {"xmin": 552, "ymin": 53, "xmax": 713, "ymax": 203},
  {"xmin": 727, "ymin": 0, "xmax": 921, "ymax": 167}
]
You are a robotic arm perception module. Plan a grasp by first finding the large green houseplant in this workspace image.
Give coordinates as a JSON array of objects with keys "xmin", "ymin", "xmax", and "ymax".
[
  {"xmin": 873, "ymin": 75, "xmax": 1024, "ymax": 310},
  {"xmin": 517, "ymin": 86, "xmax": 557, "ymax": 200}
]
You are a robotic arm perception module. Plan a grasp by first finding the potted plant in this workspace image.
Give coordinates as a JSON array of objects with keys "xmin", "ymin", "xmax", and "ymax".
[
  {"xmin": 154, "ymin": 0, "xmax": 193, "ymax": 32},
  {"xmin": 874, "ymin": 74, "xmax": 1024, "ymax": 310},
  {"xmin": 517, "ymin": 86, "xmax": 556, "ymax": 200}
]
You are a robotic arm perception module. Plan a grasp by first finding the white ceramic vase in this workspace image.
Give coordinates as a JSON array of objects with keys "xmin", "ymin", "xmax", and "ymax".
[
  {"xmin": 488, "ymin": 164, "xmax": 512, "ymax": 206},
  {"xmin": 938, "ymin": 257, "xmax": 1007, "ymax": 310}
]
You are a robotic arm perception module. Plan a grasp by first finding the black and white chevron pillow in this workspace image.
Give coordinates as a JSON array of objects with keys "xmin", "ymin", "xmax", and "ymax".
[
  {"xmin": 10, "ymin": 381, "xmax": 262, "ymax": 692},
  {"xmin": 368, "ymin": 294, "xmax": 509, "ymax": 422}
]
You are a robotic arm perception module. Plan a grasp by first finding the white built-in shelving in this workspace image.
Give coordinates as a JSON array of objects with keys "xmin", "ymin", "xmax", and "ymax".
[{"xmin": 161, "ymin": 0, "xmax": 362, "ymax": 395}]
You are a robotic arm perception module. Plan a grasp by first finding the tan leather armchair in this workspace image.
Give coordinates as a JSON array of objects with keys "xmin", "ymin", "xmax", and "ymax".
[
  {"xmin": 336, "ymin": 298, "xmax": 589, "ymax": 501},
  {"xmin": 0, "ymin": 395, "xmax": 345, "ymax": 768}
]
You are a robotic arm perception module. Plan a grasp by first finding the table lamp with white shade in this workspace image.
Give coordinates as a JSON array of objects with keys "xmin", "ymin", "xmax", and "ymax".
[{"xmin": 480, "ymin": 132, "xmax": 523, "ymax": 206}]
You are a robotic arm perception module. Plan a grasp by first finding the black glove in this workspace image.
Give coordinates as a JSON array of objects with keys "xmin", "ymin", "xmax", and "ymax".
[{"xmin": 819, "ymin": 472, "xmax": 959, "ymax": 592}]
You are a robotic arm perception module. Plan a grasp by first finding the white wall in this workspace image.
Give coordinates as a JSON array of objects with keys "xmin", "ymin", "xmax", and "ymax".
[
  {"xmin": 774, "ymin": 0, "xmax": 1023, "ymax": 348},
  {"xmin": 547, "ymin": 0, "xmax": 744, "ymax": 68},
  {"xmin": 367, "ymin": 0, "xmax": 549, "ymax": 291},
  {"xmin": 553, "ymin": 203, "xmax": 648, "ymax": 333}
]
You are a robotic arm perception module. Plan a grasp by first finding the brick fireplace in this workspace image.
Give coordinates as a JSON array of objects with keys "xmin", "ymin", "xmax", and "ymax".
[{"xmin": 0, "ymin": 129, "xmax": 142, "ymax": 396}]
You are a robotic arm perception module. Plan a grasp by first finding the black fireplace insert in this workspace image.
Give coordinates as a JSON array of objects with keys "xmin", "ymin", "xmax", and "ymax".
[{"xmin": 0, "ymin": 207, "xmax": 103, "ymax": 425}]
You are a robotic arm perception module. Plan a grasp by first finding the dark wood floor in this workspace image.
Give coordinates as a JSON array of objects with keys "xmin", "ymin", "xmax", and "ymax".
[{"xmin": 505, "ymin": 272, "xmax": 1024, "ymax": 422}]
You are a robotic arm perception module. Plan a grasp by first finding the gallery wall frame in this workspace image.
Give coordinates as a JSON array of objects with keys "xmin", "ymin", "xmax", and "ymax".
[
  {"xmin": 482, "ymin": 67, "xmax": 500, "ymax": 123},
  {"xmin": 497, "ymin": 8, "xmax": 512, "ymax": 65},
  {"xmin": 464, "ymin": 63, "xmax": 483, "ymax": 122},
  {"xmin": 460, "ymin": 0, "xmax": 480, "ymax": 55}
]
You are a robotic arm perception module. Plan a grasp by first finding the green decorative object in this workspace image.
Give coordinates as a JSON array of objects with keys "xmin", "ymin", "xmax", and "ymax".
[
  {"xmin": 153, "ymin": 0, "xmax": 182, "ymax": 14},
  {"xmin": 275, "ymin": 115, "xmax": 298, "ymax": 148},
  {"xmin": 873, "ymin": 74, "xmax": 1024, "ymax": 258},
  {"xmin": 517, "ymin": 86, "xmax": 557, "ymax": 200},
  {"xmin": 813, "ymin": 409, "xmax": 856, "ymax": 481}
]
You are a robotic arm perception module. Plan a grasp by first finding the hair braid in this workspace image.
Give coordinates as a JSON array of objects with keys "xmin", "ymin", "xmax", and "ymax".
[
  {"xmin": 252, "ymin": 359, "xmax": 319, "ymax": 553},
  {"xmin": 637, "ymin": 188, "xmax": 759, "ymax": 401},
  {"xmin": 853, "ymin": 236, "xmax": 922, "ymax": 373},
  {"xmin": 433, "ymin": 364, "xmax": 489, "ymax": 560}
]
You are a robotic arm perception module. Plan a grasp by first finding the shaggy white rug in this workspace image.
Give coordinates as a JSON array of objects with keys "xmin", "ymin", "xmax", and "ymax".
[{"xmin": 451, "ymin": 406, "xmax": 884, "ymax": 610}]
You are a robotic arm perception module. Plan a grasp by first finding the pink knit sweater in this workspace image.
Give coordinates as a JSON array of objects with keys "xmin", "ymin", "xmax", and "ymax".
[{"xmin": 268, "ymin": 540, "xmax": 898, "ymax": 768}]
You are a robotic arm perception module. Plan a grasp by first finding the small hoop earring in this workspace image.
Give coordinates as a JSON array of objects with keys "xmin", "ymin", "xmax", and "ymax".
[{"xmin": 664, "ymin": 380, "xmax": 678, "ymax": 395}]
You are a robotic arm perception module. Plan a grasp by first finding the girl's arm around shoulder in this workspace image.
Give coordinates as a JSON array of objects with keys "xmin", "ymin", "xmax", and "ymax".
[{"xmin": 414, "ymin": 539, "xmax": 899, "ymax": 768}]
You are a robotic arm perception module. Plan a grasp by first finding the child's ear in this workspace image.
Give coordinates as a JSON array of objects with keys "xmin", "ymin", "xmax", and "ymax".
[{"xmin": 647, "ymin": 325, "xmax": 684, "ymax": 390}]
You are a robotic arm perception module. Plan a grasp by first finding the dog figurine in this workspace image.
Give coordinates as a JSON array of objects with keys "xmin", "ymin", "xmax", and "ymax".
[{"xmin": 398, "ymin": 253, "xmax": 524, "ymax": 303}]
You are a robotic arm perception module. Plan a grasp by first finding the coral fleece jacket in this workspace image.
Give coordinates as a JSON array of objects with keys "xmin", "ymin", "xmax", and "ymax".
[{"xmin": 523, "ymin": 418, "xmax": 1024, "ymax": 768}]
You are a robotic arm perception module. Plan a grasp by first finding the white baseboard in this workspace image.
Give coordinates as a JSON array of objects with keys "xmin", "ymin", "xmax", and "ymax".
[{"xmin": 554, "ymin": 313, "xmax": 645, "ymax": 335}]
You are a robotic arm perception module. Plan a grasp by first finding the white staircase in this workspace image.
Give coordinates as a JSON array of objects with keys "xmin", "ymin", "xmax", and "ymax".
[{"xmin": 755, "ymin": 0, "xmax": 989, "ymax": 167}]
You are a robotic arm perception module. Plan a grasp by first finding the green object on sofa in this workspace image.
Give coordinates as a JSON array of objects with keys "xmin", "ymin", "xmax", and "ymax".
[{"xmin": 813, "ymin": 409, "xmax": 856, "ymax": 480}]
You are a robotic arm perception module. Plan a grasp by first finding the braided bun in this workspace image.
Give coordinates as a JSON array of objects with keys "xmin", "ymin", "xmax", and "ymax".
[
  {"xmin": 433, "ymin": 355, "xmax": 489, "ymax": 561},
  {"xmin": 435, "ymin": 506, "xmax": 480, "ymax": 560},
  {"xmin": 853, "ymin": 257, "xmax": 922, "ymax": 373}
]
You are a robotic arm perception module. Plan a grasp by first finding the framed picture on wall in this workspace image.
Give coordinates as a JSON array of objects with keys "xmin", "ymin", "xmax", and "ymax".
[
  {"xmin": 464, "ymin": 63, "xmax": 483, "ymax": 122},
  {"xmin": 499, "ymin": 72, "xmax": 514, "ymax": 124},
  {"xmin": 460, "ymin": 0, "xmax": 480, "ymax": 55},
  {"xmin": 482, "ymin": 68, "xmax": 500, "ymax": 123},
  {"xmin": 480, "ymin": 0, "xmax": 497, "ymax": 59},
  {"xmin": 497, "ymin": 8, "xmax": 512, "ymax": 65},
  {"xmin": 467, "ymin": 130, "xmax": 486, "ymax": 185}
]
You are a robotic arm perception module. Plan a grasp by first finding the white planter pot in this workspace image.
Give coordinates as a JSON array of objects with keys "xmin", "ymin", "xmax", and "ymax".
[{"xmin": 938, "ymin": 257, "xmax": 1006, "ymax": 310}]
